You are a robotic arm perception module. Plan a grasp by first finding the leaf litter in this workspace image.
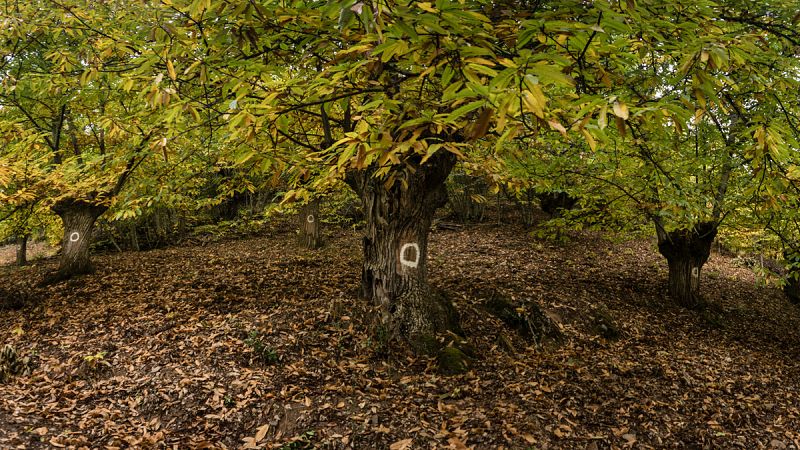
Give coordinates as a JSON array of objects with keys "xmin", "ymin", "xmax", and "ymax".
[{"xmin": 1, "ymin": 221, "xmax": 799, "ymax": 448}]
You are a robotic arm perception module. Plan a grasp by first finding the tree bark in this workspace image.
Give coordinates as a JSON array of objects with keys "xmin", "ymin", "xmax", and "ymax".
[
  {"xmin": 655, "ymin": 221, "xmax": 717, "ymax": 308},
  {"xmin": 349, "ymin": 151, "xmax": 460, "ymax": 354},
  {"xmin": 783, "ymin": 250, "xmax": 800, "ymax": 304},
  {"xmin": 298, "ymin": 198, "xmax": 321, "ymax": 250},
  {"xmin": 15, "ymin": 235, "xmax": 28, "ymax": 266},
  {"xmin": 129, "ymin": 222, "xmax": 140, "ymax": 252},
  {"xmin": 52, "ymin": 199, "xmax": 107, "ymax": 280}
]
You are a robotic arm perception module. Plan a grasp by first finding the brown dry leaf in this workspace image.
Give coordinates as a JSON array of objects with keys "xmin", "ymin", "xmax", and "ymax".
[
  {"xmin": 3, "ymin": 218, "xmax": 800, "ymax": 449},
  {"xmin": 254, "ymin": 423, "xmax": 269, "ymax": 443},
  {"xmin": 389, "ymin": 438, "xmax": 414, "ymax": 450},
  {"xmin": 448, "ymin": 437, "xmax": 469, "ymax": 449}
]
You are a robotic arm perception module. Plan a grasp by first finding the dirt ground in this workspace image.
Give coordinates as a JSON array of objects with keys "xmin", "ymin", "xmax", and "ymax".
[{"xmin": 1, "ymin": 220, "xmax": 799, "ymax": 449}]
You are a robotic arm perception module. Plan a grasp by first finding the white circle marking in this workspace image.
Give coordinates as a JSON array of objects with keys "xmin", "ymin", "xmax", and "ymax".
[
  {"xmin": 307, "ymin": 215, "xmax": 315, "ymax": 223},
  {"xmin": 69, "ymin": 232, "xmax": 80, "ymax": 243},
  {"xmin": 400, "ymin": 243, "xmax": 420, "ymax": 268}
]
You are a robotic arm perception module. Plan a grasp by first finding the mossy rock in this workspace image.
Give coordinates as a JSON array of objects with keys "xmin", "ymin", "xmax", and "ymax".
[
  {"xmin": 409, "ymin": 333, "xmax": 441, "ymax": 356},
  {"xmin": 481, "ymin": 290, "xmax": 563, "ymax": 346},
  {"xmin": 437, "ymin": 346, "xmax": 471, "ymax": 375},
  {"xmin": 698, "ymin": 302, "xmax": 726, "ymax": 329}
]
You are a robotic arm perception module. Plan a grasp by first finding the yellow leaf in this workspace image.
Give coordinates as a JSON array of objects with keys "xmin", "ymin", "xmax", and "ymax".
[
  {"xmin": 582, "ymin": 128, "xmax": 597, "ymax": 151},
  {"xmin": 612, "ymin": 101, "xmax": 629, "ymax": 120},
  {"xmin": 464, "ymin": 57, "xmax": 496, "ymax": 67},
  {"xmin": 694, "ymin": 108, "xmax": 705, "ymax": 123},
  {"xmin": 598, "ymin": 104, "xmax": 608, "ymax": 129},
  {"xmin": 497, "ymin": 58, "xmax": 517, "ymax": 68},
  {"xmin": 417, "ymin": 2, "xmax": 438, "ymax": 13},
  {"xmin": 166, "ymin": 60, "xmax": 176, "ymax": 80},
  {"xmin": 523, "ymin": 85, "xmax": 547, "ymax": 119},
  {"xmin": 694, "ymin": 89, "xmax": 706, "ymax": 109}
]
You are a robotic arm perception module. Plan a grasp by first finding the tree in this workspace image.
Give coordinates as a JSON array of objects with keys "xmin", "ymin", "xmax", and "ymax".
[
  {"xmin": 0, "ymin": 0, "xmax": 164, "ymax": 279},
  {"xmin": 148, "ymin": 0, "xmax": 800, "ymax": 346},
  {"xmin": 508, "ymin": 0, "xmax": 800, "ymax": 307},
  {"xmin": 153, "ymin": 0, "xmax": 512, "ymax": 352},
  {"xmin": 0, "ymin": 124, "xmax": 49, "ymax": 266}
]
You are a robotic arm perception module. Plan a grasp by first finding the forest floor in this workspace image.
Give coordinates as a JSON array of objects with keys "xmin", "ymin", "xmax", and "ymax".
[
  {"xmin": 1, "ymin": 216, "xmax": 800, "ymax": 449},
  {"xmin": 0, "ymin": 241, "xmax": 56, "ymax": 266}
]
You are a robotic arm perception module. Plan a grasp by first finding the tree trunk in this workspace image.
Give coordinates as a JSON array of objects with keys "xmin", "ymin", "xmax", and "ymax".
[
  {"xmin": 350, "ymin": 151, "xmax": 460, "ymax": 354},
  {"xmin": 15, "ymin": 235, "xmax": 28, "ymax": 266},
  {"xmin": 129, "ymin": 222, "xmax": 140, "ymax": 251},
  {"xmin": 298, "ymin": 198, "xmax": 321, "ymax": 249},
  {"xmin": 538, "ymin": 191, "xmax": 577, "ymax": 216},
  {"xmin": 655, "ymin": 221, "xmax": 717, "ymax": 308},
  {"xmin": 52, "ymin": 200, "xmax": 107, "ymax": 280},
  {"xmin": 783, "ymin": 250, "xmax": 800, "ymax": 304}
]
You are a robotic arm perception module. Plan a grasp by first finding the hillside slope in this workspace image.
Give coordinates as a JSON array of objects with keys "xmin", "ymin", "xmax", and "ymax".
[{"xmin": 1, "ymin": 223, "xmax": 799, "ymax": 449}]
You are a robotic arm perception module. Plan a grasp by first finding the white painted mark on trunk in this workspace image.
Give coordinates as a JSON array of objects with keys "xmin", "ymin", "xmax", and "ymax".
[
  {"xmin": 307, "ymin": 215, "xmax": 315, "ymax": 223},
  {"xmin": 691, "ymin": 267, "xmax": 699, "ymax": 278},
  {"xmin": 400, "ymin": 243, "xmax": 419, "ymax": 268},
  {"xmin": 69, "ymin": 232, "xmax": 80, "ymax": 243}
]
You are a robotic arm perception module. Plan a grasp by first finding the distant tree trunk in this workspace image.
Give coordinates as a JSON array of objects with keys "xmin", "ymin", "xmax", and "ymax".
[
  {"xmin": 655, "ymin": 221, "xmax": 717, "ymax": 309},
  {"xmin": 129, "ymin": 222, "xmax": 140, "ymax": 251},
  {"xmin": 15, "ymin": 235, "xmax": 28, "ymax": 266},
  {"xmin": 538, "ymin": 191, "xmax": 577, "ymax": 216},
  {"xmin": 298, "ymin": 198, "xmax": 321, "ymax": 249},
  {"xmin": 348, "ymin": 152, "xmax": 460, "ymax": 354},
  {"xmin": 783, "ymin": 250, "xmax": 800, "ymax": 304},
  {"xmin": 52, "ymin": 199, "xmax": 107, "ymax": 279}
]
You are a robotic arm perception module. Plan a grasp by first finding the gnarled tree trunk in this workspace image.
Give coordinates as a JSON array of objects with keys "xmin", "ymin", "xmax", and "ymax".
[
  {"xmin": 349, "ymin": 152, "xmax": 460, "ymax": 354},
  {"xmin": 52, "ymin": 199, "xmax": 107, "ymax": 280},
  {"xmin": 15, "ymin": 235, "xmax": 28, "ymax": 266},
  {"xmin": 298, "ymin": 198, "xmax": 321, "ymax": 250},
  {"xmin": 655, "ymin": 221, "xmax": 717, "ymax": 309}
]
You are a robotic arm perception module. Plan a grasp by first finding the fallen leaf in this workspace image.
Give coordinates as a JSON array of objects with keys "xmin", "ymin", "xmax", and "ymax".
[
  {"xmin": 390, "ymin": 438, "xmax": 414, "ymax": 450},
  {"xmin": 255, "ymin": 423, "xmax": 269, "ymax": 443}
]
